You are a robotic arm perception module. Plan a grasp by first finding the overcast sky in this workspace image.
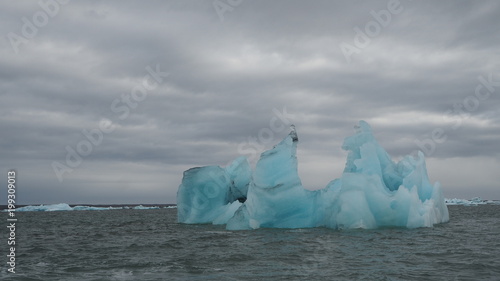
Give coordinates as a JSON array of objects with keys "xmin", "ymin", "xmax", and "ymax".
[{"xmin": 1, "ymin": 0, "xmax": 499, "ymax": 204}]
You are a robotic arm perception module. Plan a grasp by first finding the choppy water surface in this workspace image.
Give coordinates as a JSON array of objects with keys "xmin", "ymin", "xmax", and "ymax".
[{"xmin": 2, "ymin": 205, "xmax": 499, "ymax": 280}]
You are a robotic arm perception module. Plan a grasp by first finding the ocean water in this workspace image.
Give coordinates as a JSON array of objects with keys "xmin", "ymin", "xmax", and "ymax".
[{"xmin": 2, "ymin": 205, "xmax": 499, "ymax": 281}]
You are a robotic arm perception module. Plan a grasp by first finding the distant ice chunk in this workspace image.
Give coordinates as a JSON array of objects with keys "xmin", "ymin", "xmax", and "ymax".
[
  {"xmin": 10, "ymin": 204, "xmax": 161, "ymax": 212},
  {"xmin": 15, "ymin": 203, "xmax": 73, "ymax": 212},
  {"xmin": 73, "ymin": 205, "xmax": 117, "ymax": 211},
  {"xmin": 178, "ymin": 121, "xmax": 450, "ymax": 230}
]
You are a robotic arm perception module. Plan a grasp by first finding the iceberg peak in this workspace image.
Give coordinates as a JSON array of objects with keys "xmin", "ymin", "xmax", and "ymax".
[
  {"xmin": 289, "ymin": 124, "xmax": 298, "ymax": 142},
  {"xmin": 355, "ymin": 120, "xmax": 372, "ymax": 133},
  {"xmin": 177, "ymin": 121, "xmax": 449, "ymax": 230}
]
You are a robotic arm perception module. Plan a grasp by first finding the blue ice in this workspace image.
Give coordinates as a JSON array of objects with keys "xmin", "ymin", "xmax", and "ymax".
[{"xmin": 177, "ymin": 121, "xmax": 450, "ymax": 230}]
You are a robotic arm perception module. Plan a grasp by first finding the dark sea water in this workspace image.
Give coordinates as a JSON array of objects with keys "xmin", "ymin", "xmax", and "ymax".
[{"xmin": 2, "ymin": 205, "xmax": 500, "ymax": 281}]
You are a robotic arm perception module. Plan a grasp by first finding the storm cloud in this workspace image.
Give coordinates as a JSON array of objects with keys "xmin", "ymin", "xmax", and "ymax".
[{"xmin": 1, "ymin": 0, "xmax": 499, "ymax": 204}]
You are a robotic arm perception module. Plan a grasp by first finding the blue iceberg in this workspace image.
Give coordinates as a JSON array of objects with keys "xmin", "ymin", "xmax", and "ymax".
[
  {"xmin": 177, "ymin": 121, "xmax": 449, "ymax": 230},
  {"xmin": 177, "ymin": 156, "xmax": 250, "ymax": 224}
]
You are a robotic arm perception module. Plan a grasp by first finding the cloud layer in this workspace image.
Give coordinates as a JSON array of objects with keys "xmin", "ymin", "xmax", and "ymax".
[{"xmin": 1, "ymin": 0, "xmax": 499, "ymax": 203}]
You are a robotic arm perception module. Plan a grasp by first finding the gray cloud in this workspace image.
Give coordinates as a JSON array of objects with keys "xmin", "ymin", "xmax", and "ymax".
[{"xmin": 1, "ymin": 0, "xmax": 499, "ymax": 204}]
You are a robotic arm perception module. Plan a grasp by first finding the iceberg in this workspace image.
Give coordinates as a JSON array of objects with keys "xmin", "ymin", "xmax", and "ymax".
[
  {"xmin": 133, "ymin": 205, "xmax": 160, "ymax": 210},
  {"xmin": 72, "ymin": 205, "xmax": 119, "ymax": 211},
  {"xmin": 15, "ymin": 203, "xmax": 74, "ymax": 212},
  {"xmin": 445, "ymin": 197, "xmax": 489, "ymax": 206},
  {"xmin": 9, "ymin": 204, "xmax": 164, "ymax": 212},
  {"xmin": 177, "ymin": 121, "xmax": 450, "ymax": 230}
]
